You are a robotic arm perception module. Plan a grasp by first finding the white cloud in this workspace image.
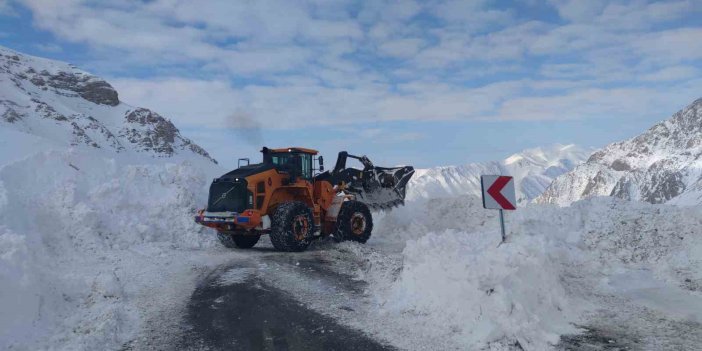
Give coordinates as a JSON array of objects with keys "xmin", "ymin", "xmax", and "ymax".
[
  {"xmin": 111, "ymin": 78, "xmax": 238, "ymax": 127},
  {"xmin": 34, "ymin": 43, "xmax": 62, "ymax": 53},
  {"xmin": 529, "ymin": 23, "xmax": 624, "ymax": 55},
  {"xmin": 547, "ymin": 0, "xmax": 608, "ymax": 23},
  {"xmin": 0, "ymin": 0, "xmax": 15, "ymax": 15},
  {"xmin": 111, "ymin": 65, "xmax": 702, "ymax": 135},
  {"xmin": 640, "ymin": 66, "xmax": 699, "ymax": 82},
  {"xmin": 597, "ymin": 0, "xmax": 695, "ymax": 29},
  {"xmin": 12, "ymin": 0, "xmax": 702, "ymax": 132},
  {"xmin": 357, "ymin": 0, "xmax": 422, "ymax": 24},
  {"xmin": 17, "ymin": 0, "xmax": 364, "ymax": 76},
  {"xmin": 539, "ymin": 63, "xmax": 593, "ymax": 79},
  {"xmin": 377, "ymin": 38, "xmax": 424, "ymax": 58},
  {"xmin": 433, "ymin": 0, "xmax": 512, "ymax": 28},
  {"xmin": 633, "ymin": 28, "xmax": 702, "ymax": 64},
  {"xmin": 494, "ymin": 81, "xmax": 702, "ymax": 121}
]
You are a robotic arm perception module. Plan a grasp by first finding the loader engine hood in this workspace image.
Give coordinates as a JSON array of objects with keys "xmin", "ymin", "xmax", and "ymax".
[
  {"xmin": 207, "ymin": 178, "xmax": 250, "ymax": 213},
  {"xmin": 206, "ymin": 162, "xmax": 274, "ymax": 213}
]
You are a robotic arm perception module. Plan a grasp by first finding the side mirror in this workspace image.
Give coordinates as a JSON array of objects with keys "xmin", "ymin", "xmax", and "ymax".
[{"xmin": 318, "ymin": 156, "xmax": 324, "ymax": 172}]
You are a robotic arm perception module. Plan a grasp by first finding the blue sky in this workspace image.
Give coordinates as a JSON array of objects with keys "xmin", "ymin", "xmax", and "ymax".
[{"xmin": 1, "ymin": 0, "xmax": 701, "ymax": 168}]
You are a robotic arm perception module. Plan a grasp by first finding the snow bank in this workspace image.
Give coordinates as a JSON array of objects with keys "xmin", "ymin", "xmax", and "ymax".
[
  {"xmin": 383, "ymin": 229, "xmax": 582, "ymax": 350},
  {"xmin": 365, "ymin": 196, "xmax": 702, "ymax": 350},
  {"xmin": 0, "ymin": 145, "xmax": 224, "ymax": 350}
]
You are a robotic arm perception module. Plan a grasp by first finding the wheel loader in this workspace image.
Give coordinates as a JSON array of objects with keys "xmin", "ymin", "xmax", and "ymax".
[{"xmin": 194, "ymin": 147, "xmax": 414, "ymax": 251}]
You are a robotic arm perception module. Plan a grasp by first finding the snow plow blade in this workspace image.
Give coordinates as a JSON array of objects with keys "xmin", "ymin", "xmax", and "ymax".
[{"xmin": 329, "ymin": 152, "xmax": 414, "ymax": 210}]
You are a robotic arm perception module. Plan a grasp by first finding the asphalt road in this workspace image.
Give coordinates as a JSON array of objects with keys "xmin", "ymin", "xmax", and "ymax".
[{"xmin": 172, "ymin": 245, "xmax": 395, "ymax": 351}]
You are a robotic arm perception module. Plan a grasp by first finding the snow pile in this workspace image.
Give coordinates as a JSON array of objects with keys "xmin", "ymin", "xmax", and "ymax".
[
  {"xmin": 0, "ymin": 145, "xmax": 224, "ymax": 350},
  {"xmin": 365, "ymin": 197, "xmax": 702, "ymax": 350},
  {"xmin": 408, "ymin": 144, "xmax": 591, "ymax": 204},
  {"xmin": 383, "ymin": 230, "xmax": 582, "ymax": 350}
]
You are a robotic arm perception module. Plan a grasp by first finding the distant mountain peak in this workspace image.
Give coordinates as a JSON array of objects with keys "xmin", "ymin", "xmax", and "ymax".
[
  {"xmin": 408, "ymin": 144, "xmax": 592, "ymax": 204},
  {"xmin": 537, "ymin": 97, "xmax": 702, "ymax": 206},
  {"xmin": 504, "ymin": 143, "xmax": 581, "ymax": 166}
]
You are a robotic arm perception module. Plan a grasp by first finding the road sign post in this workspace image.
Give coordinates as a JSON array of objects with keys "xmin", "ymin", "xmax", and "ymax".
[
  {"xmin": 499, "ymin": 209, "xmax": 506, "ymax": 242},
  {"xmin": 480, "ymin": 175, "xmax": 516, "ymax": 244}
]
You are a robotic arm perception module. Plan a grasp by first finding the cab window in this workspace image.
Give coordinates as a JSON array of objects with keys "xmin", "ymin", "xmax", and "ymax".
[
  {"xmin": 271, "ymin": 152, "xmax": 313, "ymax": 179},
  {"xmin": 300, "ymin": 153, "xmax": 312, "ymax": 179}
]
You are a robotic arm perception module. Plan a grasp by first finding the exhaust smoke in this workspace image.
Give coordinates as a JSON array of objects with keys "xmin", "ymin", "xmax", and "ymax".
[{"xmin": 226, "ymin": 111, "xmax": 264, "ymax": 147}]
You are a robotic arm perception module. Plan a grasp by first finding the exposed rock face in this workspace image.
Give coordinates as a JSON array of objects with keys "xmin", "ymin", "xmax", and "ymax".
[
  {"xmin": 537, "ymin": 98, "xmax": 702, "ymax": 206},
  {"xmin": 122, "ymin": 108, "xmax": 179, "ymax": 155},
  {"xmin": 120, "ymin": 108, "xmax": 214, "ymax": 161},
  {"xmin": 41, "ymin": 71, "xmax": 119, "ymax": 106},
  {"xmin": 1, "ymin": 100, "xmax": 23, "ymax": 123},
  {"xmin": 2, "ymin": 51, "xmax": 119, "ymax": 106},
  {"xmin": 0, "ymin": 45, "xmax": 216, "ymax": 163}
]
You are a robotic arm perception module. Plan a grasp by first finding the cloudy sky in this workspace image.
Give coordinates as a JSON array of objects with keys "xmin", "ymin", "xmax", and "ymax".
[{"xmin": 1, "ymin": 0, "xmax": 701, "ymax": 168}]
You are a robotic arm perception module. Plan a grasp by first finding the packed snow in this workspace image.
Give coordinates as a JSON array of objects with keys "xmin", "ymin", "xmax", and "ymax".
[
  {"xmin": 0, "ymin": 142, "xmax": 231, "ymax": 350},
  {"xmin": 349, "ymin": 196, "xmax": 702, "ymax": 350}
]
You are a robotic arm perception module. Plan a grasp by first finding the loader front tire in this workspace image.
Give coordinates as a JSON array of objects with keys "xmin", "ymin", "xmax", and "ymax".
[
  {"xmin": 334, "ymin": 200, "xmax": 373, "ymax": 243},
  {"xmin": 217, "ymin": 231, "xmax": 236, "ymax": 248},
  {"xmin": 232, "ymin": 235, "xmax": 260, "ymax": 249},
  {"xmin": 217, "ymin": 231, "xmax": 260, "ymax": 249},
  {"xmin": 270, "ymin": 201, "xmax": 314, "ymax": 252}
]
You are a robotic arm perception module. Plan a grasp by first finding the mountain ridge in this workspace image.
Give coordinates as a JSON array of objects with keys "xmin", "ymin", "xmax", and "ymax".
[
  {"xmin": 537, "ymin": 97, "xmax": 702, "ymax": 206},
  {"xmin": 408, "ymin": 144, "xmax": 592, "ymax": 204},
  {"xmin": 0, "ymin": 45, "xmax": 216, "ymax": 163}
]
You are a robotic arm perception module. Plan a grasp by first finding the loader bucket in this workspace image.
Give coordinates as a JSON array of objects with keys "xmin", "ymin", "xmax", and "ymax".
[{"xmin": 348, "ymin": 165, "xmax": 415, "ymax": 210}]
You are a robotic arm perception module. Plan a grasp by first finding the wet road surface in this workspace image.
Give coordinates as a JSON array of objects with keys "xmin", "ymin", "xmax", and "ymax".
[{"xmin": 173, "ymin": 244, "xmax": 395, "ymax": 351}]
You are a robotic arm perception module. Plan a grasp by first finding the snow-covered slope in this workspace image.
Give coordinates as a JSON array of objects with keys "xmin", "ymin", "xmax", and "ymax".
[
  {"xmin": 537, "ymin": 98, "xmax": 702, "ymax": 206},
  {"xmin": 0, "ymin": 45, "xmax": 214, "ymax": 162},
  {"xmin": 0, "ymin": 46, "xmax": 226, "ymax": 350},
  {"xmin": 408, "ymin": 144, "xmax": 591, "ymax": 204}
]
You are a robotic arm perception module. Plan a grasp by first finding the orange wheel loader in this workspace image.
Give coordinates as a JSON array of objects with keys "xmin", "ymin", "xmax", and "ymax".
[{"xmin": 194, "ymin": 147, "xmax": 414, "ymax": 252}]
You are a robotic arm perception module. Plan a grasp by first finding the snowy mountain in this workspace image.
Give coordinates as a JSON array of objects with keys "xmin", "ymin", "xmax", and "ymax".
[
  {"xmin": 0, "ymin": 45, "xmax": 215, "ymax": 163},
  {"xmin": 407, "ymin": 144, "xmax": 592, "ymax": 204},
  {"xmin": 537, "ymin": 97, "xmax": 702, "ymax": 206}
]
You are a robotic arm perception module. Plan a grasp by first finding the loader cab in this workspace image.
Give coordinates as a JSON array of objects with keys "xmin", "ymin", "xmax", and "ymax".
[{"xmin": 262, "ymin": 147, "xmax": 317, "ymax": 180}]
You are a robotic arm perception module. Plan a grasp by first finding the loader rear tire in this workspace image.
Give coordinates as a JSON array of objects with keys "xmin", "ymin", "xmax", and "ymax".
[
  {"xmin": 270, "ymin": 201, "xmax": 314, "ymax": 252},
  {"xmin": 217, "ymin": 232, "xmax": 260, "ymax": 249},
  {"xmin": 333, "ymin": 200, "xmax": 373, "ymax": 243}
]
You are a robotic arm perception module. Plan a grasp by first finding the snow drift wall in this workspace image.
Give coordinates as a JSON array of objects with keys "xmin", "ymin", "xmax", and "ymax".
[
  {"xmin": 366, "ymin": 196, "xmax": 702, "ymax": 350},
  {"xmin": 0, "ymin": 148, "xmax": 221, "ymax": 349}
]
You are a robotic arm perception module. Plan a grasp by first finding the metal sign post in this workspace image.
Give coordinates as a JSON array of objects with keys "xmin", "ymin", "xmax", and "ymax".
[
  {"xmin": 480, "ymin": 175, "xmax": 516, "ymax": 244},
  {"xmin": 499, "ymin": 209, "xmax": 506, "ymax": 243}
]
